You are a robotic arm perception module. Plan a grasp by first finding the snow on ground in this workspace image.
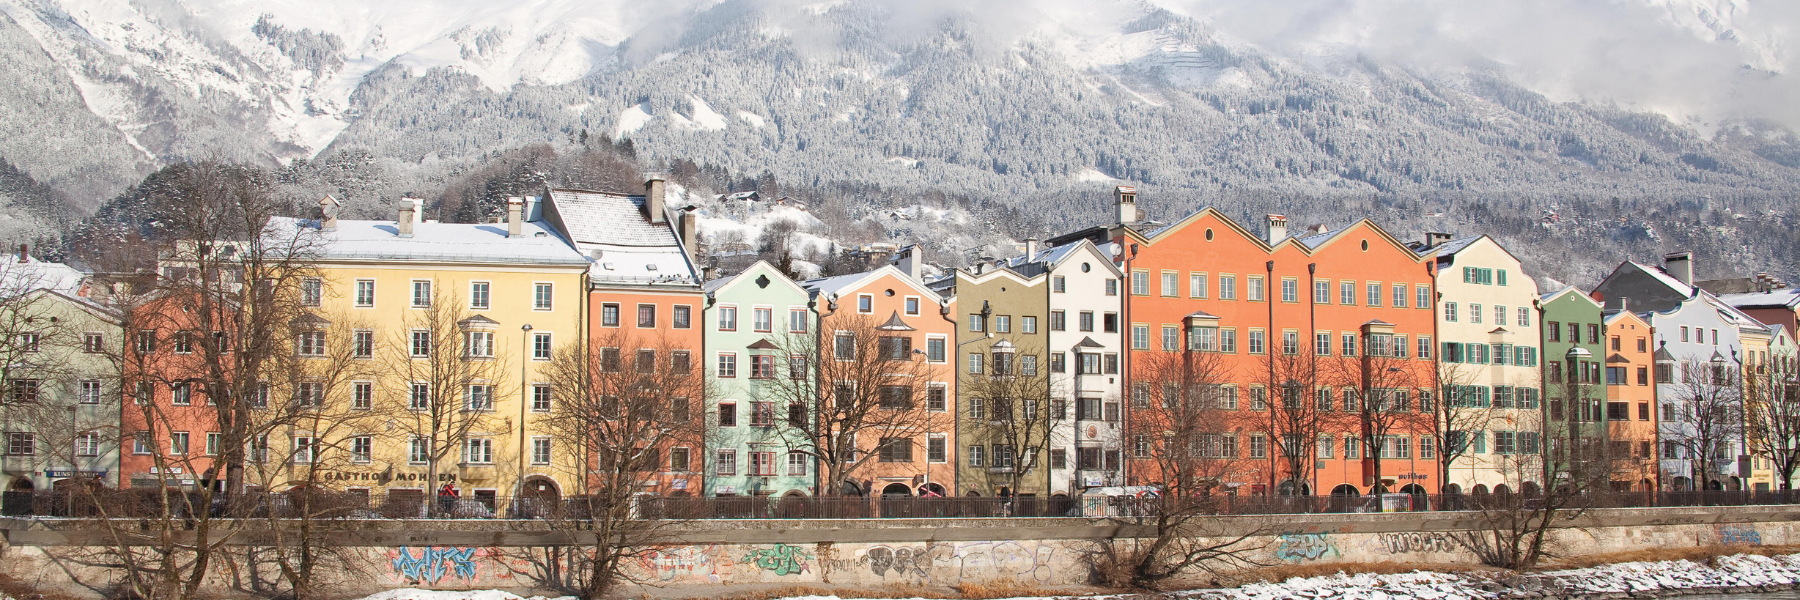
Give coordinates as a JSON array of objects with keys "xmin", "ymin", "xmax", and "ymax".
[
  {"xmin": 1186, "ymin": 553, "xmax": 1800, "ymax": 600},
  {"xmin": 615, "ymin": 103, "xmax": 654, "ymax": 139}
]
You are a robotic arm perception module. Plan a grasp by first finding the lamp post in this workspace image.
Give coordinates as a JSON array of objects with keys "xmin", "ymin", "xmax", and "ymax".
[
  {"xmin": 518, "ymin": 323, "xmax": 532, "ymax": 516},
  {"xmin": 67, "ymin": 404, "xmax": 77, "ymax": 516}
]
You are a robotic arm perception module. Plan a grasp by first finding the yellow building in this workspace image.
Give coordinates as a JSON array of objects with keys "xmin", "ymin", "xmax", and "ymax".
[{"xmin": 262, "ymin": 196, "xmax": 588, "ymax": 515}]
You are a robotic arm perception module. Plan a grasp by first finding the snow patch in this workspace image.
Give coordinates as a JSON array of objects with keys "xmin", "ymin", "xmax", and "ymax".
[
  {"xmin": 736, "ymin": 110, "xmax": 767, "ymax": 128},
  {"xmin": 887, "ymin": 157, "xmax": 920, "ymax": 168},
  {"xmin": 799, "ymin": 1, "xmax": 846, "ymax": 16},
  {"xmin": 669, "ymin": 95, "xmax": 727, "ymax": 131},
  {"xmin": 1073, "ymin": 167, "xmax": 1115, "ymax": 182},
  {"xmin": 614, "ymin": 102, "xmax": 653, "ymax": 139}
]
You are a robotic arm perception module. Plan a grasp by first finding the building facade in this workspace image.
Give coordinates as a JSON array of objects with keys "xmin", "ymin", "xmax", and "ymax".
[
  {"xmin": 1602, "ymin": 305, "xmax": 1659, "ymax": 491},
  {"xmin": 701, "ymin": 261, "xmax": 815, "ymax": 498},
  {"xmin": 1537, "ymin": 287, "xmax": 1606, "ymax": 493}
]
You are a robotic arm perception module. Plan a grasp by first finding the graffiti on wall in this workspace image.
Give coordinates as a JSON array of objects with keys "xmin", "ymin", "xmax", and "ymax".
[
  {"xmin": 946, "ymin": 541, "xmax": 1056, "ymax": 583},
  {"xmin": 865, "ymin": 545, "xmax": 932, "ymax": 579},
  {"xmin": 1717, "ymin": 524, "xmax": 1763, "ymax": 546},
  {"xmin": 390, "ymin": 546, "xmax": 481, "ymax": 583},
  {"xmin": 1371, "ymin": 532, "xmax": 1459, "ymax": 554},
  {"xmin": 636, "ymin": 546, "xmax": 731, "ymax": 582},
  {"xmin": 744, "ymin": 544, "xmax": 813, "ymax": 576},
  {"xmin": 1274, "ymin": 533, "xmax": 1337, "ymax": 562}
]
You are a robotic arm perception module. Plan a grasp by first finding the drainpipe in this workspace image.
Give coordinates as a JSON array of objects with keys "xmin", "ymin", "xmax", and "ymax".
[
  {"xmin": 811, "ymin": 294, "xmax": 834, "ymax": 496},
  {"xmin": 517, "ymin": 323, "xmax": 532, "ymax": 508},
  {"xmin": 1307, "ymin": 262, "xmax": 1318, "ymax": 498},
  {"xmin": 1123, "ymin": 242, "xmax": 1138, "ymax": 487},
  {"xmin": 937, "ymin": 296, "xmax": 962, "ymax": 497},
  {"xmin": 1266, "ymin": 259, "xmax": 1276, "ymax": 494}
]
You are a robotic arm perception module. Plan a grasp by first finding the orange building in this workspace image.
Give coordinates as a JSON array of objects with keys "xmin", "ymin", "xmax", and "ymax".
[
  {"xmin": 120, "ymin": 292, "xmax": 226, "ymax": 490},
  {"xmin": 1051, "ymin": 188, "xmax": 1440, "ymax": 499},
  {"xmin": 802, "ymin": 249, "xmax": 957, "ymax": 497},
  {"xmin": 544, "ymin": 183, "xmax": 707, "ymax": 497},
  {"xmin": 1602, "ymin": 305, "xmax": 1659, "ymax": 491}
]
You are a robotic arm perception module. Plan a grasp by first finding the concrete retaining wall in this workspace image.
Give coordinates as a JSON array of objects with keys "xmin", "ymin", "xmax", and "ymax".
[{"xmin": 3, "ymin": 507, "xmax": 1797, "ymax": 597}]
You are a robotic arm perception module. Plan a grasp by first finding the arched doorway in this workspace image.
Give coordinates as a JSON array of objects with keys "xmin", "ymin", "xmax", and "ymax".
[
  {"xmin": 1328, "ymin": 484, "xmax": 1359, "ymax": 512},
  {"xmin": 1706, "ymin": 479, "xmax": 1724, "ymax": 491},
  {"xmin": 517, "ymin": 476, "xmax": 560, "ymax": 518},
  {"xmin": 841, "ymin": 481, "xmax": 865, "ymax": 497},
  {"xmin": 918, "ymin": 483, "xmax": 946, "ymax": 497},
  {"xmin": 881, "ymin": 483, "xmax": 913, "ymax": 496},
  {"xmin": 8, "ymin": 477, "xmax": 33, "ymax": 492},
  {"xmin": 1472, "ymin": 484, "xmax": 1489, "ymax": 495},
  {"xmin": 778, "ymin": 490, "xmax": 810, "ymax": 518},
  {"xmin": 1442, "ymin": 483, "xmax": 1464, "ymax": 510},
  {"xmin": 1641, "ymin": 478, "xmax": 1655, "ymax": 492},
  {"xmin": 1521, "ymin": 482, "xmax": 1542, "ymax": 497},
  {"xmin": 1493, "ymin": 484, "xmax": 1512, "ymax": 496},
  {"xmin": 1671, "ymin": 476, "xmax": 1692, "ymax": 491}
]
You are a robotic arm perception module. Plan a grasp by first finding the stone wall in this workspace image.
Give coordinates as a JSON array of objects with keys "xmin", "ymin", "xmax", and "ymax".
[{"xmin": 4, "ymin": 507, "xmax": 1798, "ymax": 598}]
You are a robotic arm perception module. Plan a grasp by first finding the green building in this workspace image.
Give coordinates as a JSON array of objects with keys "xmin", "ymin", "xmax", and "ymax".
[
  {"xmin": 1538, "ymin": 287, "xmax": 1609, "ymax": 488},
  {"xmin": 701, "ymin": 261, "xmax": 816, "ymax": 498}
]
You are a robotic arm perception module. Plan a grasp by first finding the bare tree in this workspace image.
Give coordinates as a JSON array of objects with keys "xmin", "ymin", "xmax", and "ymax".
[
  {"xmin": 1431, "ymin": 363, "xmax": 1497, "ymax": 492},
  {"xmin": 1666, "ymin": 359, "xmax": 1746, "ymax": 491},
  {"xmin": 1321, "ymin": 328, "xmax": 1426, "ymax": 508},
  {"xmin": 756, "ymin": 314, "xmax": 939, "ymax": 497},
  {"xmin": 1453, "ymin": 406, "xmax": 1600, "ymax": 569},
  {"xmin": 1745, "ymin": 353, "xmax": 1800, "ymax": 490},
  {"xmin": 1262, "ymin": 347, "xmax": 1320, "ymax": 496},
  {"xmin": 1089, "ymin": 346, "xmax": 1267, "ymax": 589},
  {"xmin": 387, "ymin": 283, "xmax": 511, "ymax": 514},
  {"xmin": 959, "ymin": 338, "xmax": 1060, "ymax": 500},
  {"xmin": 533, "ymin": 330, "xmax": 710, "ymax": 599}
]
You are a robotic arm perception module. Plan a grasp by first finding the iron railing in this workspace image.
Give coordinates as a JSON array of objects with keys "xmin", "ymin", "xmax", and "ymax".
[{"xmin": 5, "ymin": 489, "xmax": 1800, "ymax": 520}]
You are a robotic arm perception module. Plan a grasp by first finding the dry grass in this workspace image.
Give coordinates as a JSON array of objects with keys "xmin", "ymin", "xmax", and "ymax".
[
  {"xmin": 689, "ymin": 581, "xmax": 1090, "ymax": 600},
  {"xmin": 1539, "ymin": 544, "xmax": 1800, "ymax": 570},
  {"xmin": 1211, "ymin": 561, "xmax": 1503, "ymax": 588},
  {"xmin": 0, "ymin": 571, "xmax": 92, "ymax": 600}
]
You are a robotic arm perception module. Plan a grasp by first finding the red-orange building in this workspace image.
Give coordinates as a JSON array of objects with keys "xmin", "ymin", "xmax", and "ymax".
[
  {"xmin": 120, "ymin": 292, "xmax": 226, "ymax": 490},
  {"xmin": 1052, "ymin": 188, "xmax": 1440, "ymax": 498}
]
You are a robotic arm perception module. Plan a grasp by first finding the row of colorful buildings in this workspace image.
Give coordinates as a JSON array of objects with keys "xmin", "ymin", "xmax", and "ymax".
[{"xmin": 2, "ymin": 182, "xmax": 1796, "ymax": 510}]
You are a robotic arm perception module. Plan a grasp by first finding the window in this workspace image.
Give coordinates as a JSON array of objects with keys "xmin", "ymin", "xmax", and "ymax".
[
  {"xmin": 1341, "ymin": 333, "xmax": 1356, "ymax": 356},
  {"xmin": 79, "ymin": 332, "xmax": 104, "ymax": 354},
  {"xmin": 718, "ymin": 402, "xmax": 737, "ymax": 427},
  {"xmin": 356, "ymin": 380, "xmax": 378, "ymax": 409},
  {"xmin": 533, "ymin": 283, "xmax": 553, "ymax": 310},
  {"xmin": 879, "ymin": 438, "xmax": 913, "ymax": 462},
  {"xmin": 787, "ymin": 451, "xmax": 809, "ymax": 475},
  {"xmin": 1470, "ymin": 303, "xmax": 1483, "ymax": 324},
  {"xmin": 636, "ymin": 349, "xmax": 657, "ymax": 374},
  {"xmin": 1392, "ymin": 283, "xmax": 1407, "ymax": 308},
  {"xmin": 879, "ymin": 385, "xmax": 912, "ymax": 409},
  {"xmin": 1021, "ymin": 354, "xmax": 1039, "ymax": 375},
  {"xmin": 1161, "ymin": 271, "xmax": 1177, "ymax": 296},
  {"xmin": 1131, "ymin": 325, "xmax": 1150, "ymax": 350},
  {"xmin": 527, "ymin": 437, "xmax": 551, "ymax": 465},
  {"xmin": 1517, "ymin": 307, "xmax": 1531, "ymax": 327},
  {"xmin": 1250, "ymin": 435, "xmax": 1267, "ymax": 458},
  {"xmin": 1021, "ymin": 315, "xmax": 1037, "ymax": 334},
  {"xmin": 833, "ymin": 333, "xmax": 855, "ymax": 360},
  {"xmin": 344, "ymin": 280, "xmax": 375, "ymax": 309},
  {"xmin": 928, "ymin": 435, "xmax": 947, "ymax": 463},
  {"xmin": 170, "ymin": 382, "xmax": 190, "ymax": 406},
  {"xmin": 525, "ymin": 332, "xmax": 551, "ymax": 361},
  {"xmin": 927, "ymin": 385, "xmax": 947, "ymax": 411},
  {"xmin": 968, "ymin": 445, "xmax": 985, "ymax": 467},
  {"xmin": 789, "ymin": 309, "xmax": 809, "ymax": 333},
  {"xmin": 75, "ymin": 432, "xmax": 100, "ymax": 458},
  {"xmin": 464, "ymin": 438, "xmax": 493, "ymax": 464},
  {"xmin": 411, "ymin": 280, "xmax": 432, "ymax": 307},
  {"xmin": 749, "ymin": 401, "xmax": 775, "ymax": 427},
  {"xmin": 74, "ymin": 380, "xmax": 102, "ymax": 405},
  {"xmin": 169, "ymin": 431, "xmax": 189, "ymax": 456},
  {"xmin": 409, "ymin": 383, "xmax": 430, "ymax": 410},
  {"xmin": 172, "ymin": 332, "xmax": 191, "ymax": 354},
  {"xmin": 295, "ymin": 331, "xmax": 325, "ymax": 356},
  {"xmin": 1637, "ymin": 366, "xmax": 1649, "ymax": 386},
  {"xmin": 1050, "ymin": 352, "xmax": 1066, "ymax": 373},
  {"xmin": 718, "ymin": 306, "xmax": 737, "ymax": 331},
  {"xmin": 1105, "ymin": 279, "xmax": 1118, "ymax": 296},
  {"xmin": 408, "ymin": 437, "xmax": 429, "ymax": 464},
  {"xmin": 527, "ymin": 384, "xmax": 553, "ymax": 412},
  {"xmin": 1131, "ymin": 271, "xmax": 1149, "ymax": 295},
  {"xmin": 1079, "ymin": 311, "xmax": 1094, "ymax": 332},
  {"xmin": 1247, "ymin": 276, "xmax": 1264, "ymax": 301},
  {"xmin": 1381, "ymin": 435, "xmax": 1411, "ymax": 459},
  {"xmin": 301, "ymin": 278, "xmax": 323, "ymax": 306},
  {"xmin": 1053, "ymin": 276, "xmax": 1066, "ymax": 293},
  {"xmin": 1220, "ymin": 329, "xmax": 1237, "ymax": 353},
  {"xmin": 969, "ymin": 314, "xmax": 986, "ymax": 332},
  {"xmin": 1340, "ymin": 281, "xmax": 1356, "ymax": 305},
  {"xmin": 410, "ymin": 330, "xmax": 432, "ymax": 357},
  {"xmin": 352, "ymin": 434, "xmax": 374, "ymax": 461},
  {"xmin": 465, "ymin": 384, "xmax": 493, "ymax": 411},
  {"xmin": 1166, "ymin": 326, "xmax": 1183, "ymax": 352},
  {"xmin": 1367, "ymin": 282, "xmax": 1381, "ymax": 306},
  {"xmin": 1494, "ymin": 305, "xmax": 1506, "ymax": 325},
  {"xmin": 1417, "ymin": 286, "xmax": 1431, "ymax": 310},
  {"xmin": 1220, "ymin": 275, "xmax": 1237, "ymax": 300},
  {"xmin": 753, "ymin": 308, "xmax": 773, "ymax": 332},
  {"xmin": 717, "ymin": 353, "xmax": 737, "ymax": 377},
  {"xmin": 855, "ymin": 294, "xmax": 873, "ymax": 313},
  {"xmin": 1282, "ymin": 278, "xmax": 1299, "ymax": 302},
  {"xmin": 6, "ymin": 432, "xmax": 32, "ymax": 456},
  {"xmin": 464, "ymin": 331, "xmax": 494, "ymax": 358},
  {"xmin": 1192, "ymin": 273, "xmax": 1209, "ymax": 298},
  {"xmin": 1445, "ymin": 302, "xmax": 1458, "ymax": 322},
  {"xmin": 1315, "ymin": 332, "xmax": 1332, "ymax": 357},
  {"xmin": 1050, "ymin": 311, "xmax": 1065, "ymax": 331},
  {"xmin": 135, "ymin": 330, "xmax": 156, "ymax": 354},
  {"xmin": 1314, "ymin": 279, "xmax": 1330, "ymax": 304},
  {"xmin": 673, "ymin": 305, "xmax": 692, "ymax": 328},
  {"xmin": 131, "ymin": 432, "xmax": 151, "ymax": 455},
  {"xmin": 637, "ymin": 304, "xmax": 657, "ymax": 328},
  {"xmin": 744, "ymin": 451, "xmax": 775, "ymax": 476},
  {"xmin": 347, "ymin": 330, "xmax": 373, "ymax": 358},
  {"xmin": 1590, "ymin": 324, "xmax": 1600, "ymax": 344},
  {"xmin": 1282, "ymin": 330, "xmax": 1299, "ymax": 355},
  {"xmin": 469, "ymin": 281, "xmax": 491, "ymax": 309},
  {"xmin": 994, "ymin": 315, "xmax": 1011, "ymax": 333},
  {"xmin": 751, "ymin": 355, "xmax": 776, "ymax": 379},
  {"xmin": 601, "ymin": 303, "xmax": 620, "ymax": 327}
]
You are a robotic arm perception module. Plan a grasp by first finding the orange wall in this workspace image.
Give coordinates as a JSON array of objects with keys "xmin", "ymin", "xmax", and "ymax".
[
  {"xmin": 1604, "ymin": 311, "xmax": 1658, "ymax": 490},
  {"xmin": 120, "ymin": 296, "xmax": 224, "ymax": 489},
  {"xmin": 587, "ymin": 287, "xmax": 705, "ymax": 495},
  {"xmin": 1119, "ymin": 214, "xmax": 1440, "ymax": 495}
]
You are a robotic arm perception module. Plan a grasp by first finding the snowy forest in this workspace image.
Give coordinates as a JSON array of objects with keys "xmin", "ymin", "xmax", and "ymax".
[{"xmin": 1, "ymin": 0, "xmax": 1798, "ymax": 286}]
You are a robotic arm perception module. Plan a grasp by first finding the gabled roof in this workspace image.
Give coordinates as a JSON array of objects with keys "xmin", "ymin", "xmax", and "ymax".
[
  {"xmin": 1540, "ymin": 286, "xmax": 1602, "ymax": 308},
  {"xmin": 542, "ymin": 188, "xmax": 700, "ymax": 288},
  {"xmin": 704, "ymin": 260, "xmax": 807, "ymax": 298},
  {"xmin": 801, "ymin": 265, "xmax": 944, "ymax": 305},
  {"xmin": 458, "ymin": 314, "xmax": 500, "ymax": 328},
  {"xmin": 1717, "ymin": 288, "xmax": 1800, "ymax": 311}
]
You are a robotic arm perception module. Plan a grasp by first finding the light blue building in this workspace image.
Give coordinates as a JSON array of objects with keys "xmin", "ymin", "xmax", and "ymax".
[{"xmin": 702, "ymin": 261, "xmax": 817, "ymax": 498}]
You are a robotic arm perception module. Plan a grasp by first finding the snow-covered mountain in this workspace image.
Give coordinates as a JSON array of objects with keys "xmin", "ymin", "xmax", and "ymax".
[{"xmin": 3, "ymin": 0, "xmax": 1800, "ymax": 281}]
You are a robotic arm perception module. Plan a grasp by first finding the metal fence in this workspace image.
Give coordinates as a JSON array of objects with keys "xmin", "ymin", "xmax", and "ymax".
[{"xmin": 6, "ymin": 489, "xmax": 1800, "ymax": 520}]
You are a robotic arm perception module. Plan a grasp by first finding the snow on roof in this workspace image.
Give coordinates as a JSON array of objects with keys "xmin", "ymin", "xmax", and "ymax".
[
  {"xmin": 268, "ymin": 217, "xmax": 589, "ymax": 266},
  {"xmin": 1717, "ymin": 288, "xmax": 1800, "ymax": 310},
  {"xmin": 801, "ymin": 270, "xmax": 875, "ymax": 299},
  {"xmin": 1627, "ymin": 261, "xmax": 1696, "ymax": 297},
  {"xmin": 544, "ymin": 188, "xmax": 701, "ymax": 287},
  {"xmin": 1295, "ymin": 227, "xmax": 1347, "ymax": 248},
  {"xmin": 0, "ymin": 255, "xmax": 87, "ymax": 296},
  {"xmin": 1420, "ymin": 235, "xmax": 1482, "ymax": 258}
]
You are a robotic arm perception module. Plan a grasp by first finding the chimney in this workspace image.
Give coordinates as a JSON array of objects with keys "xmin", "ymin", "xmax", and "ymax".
[
  {"xmin": 1423, "ymin": 232, "xmax": 1453, "ymax": 249},
  {"xmin": 1265, "ymin": 214, "xmax": 1288, "ymax": 244},
  {"xmin": 677, "ymin": 210, "xmax": 697, "ymax": 255},
  {"xmin": 645, "ymin": 178, "xmax": 667, "ymax": 225},
  {"xmin": 523, "ymin": 195, "xmax": 541, "ymax": 221},
  {"xmin": 15, "ymin": 244, "xmax": 26, "ymax": 263},
  {"xmin": 1114, "ymin": 186, "xmax": 1138, "ymax": 225},
  {"xmin": 318, "ymin": 195, "xmax": 341, "ymax": 231},
  {"xmin": 1024, "ymin": 238, "xmax": 1039, "ymax": 258},
  {"xmin": 894, "ymin": 245, "xmax": 923, "ymax": 281},
  {"xmin": 1619, "ymin": 297, "xmax": 1630, "ymax": 312},
  {"xmin": 397, "ymin": 199, "xmax": 420, "ymax": 238},
  {"xmin": 506, "ymin": 197, "xmax": 524, "ymax": 238},
  {"xmin": 1663, "ymin": 251, "xmax": 1693, "ymax": 287}
]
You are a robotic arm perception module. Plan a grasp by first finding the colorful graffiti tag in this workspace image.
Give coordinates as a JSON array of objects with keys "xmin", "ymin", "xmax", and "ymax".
[
  {"xmin": 745, "ymin": 544, "xmax": 814, "ymax": 576},
  {"xmin": 390, "ymin": 546, "xmax": 481, "ymax": 583},
  {"xmin": 1717, "ymin": 524, "xmax": 1763, "ymax": 545},
  {"xmin": 1274, "ymin": 533, "xmax": 1337, "ymax": 562}
]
